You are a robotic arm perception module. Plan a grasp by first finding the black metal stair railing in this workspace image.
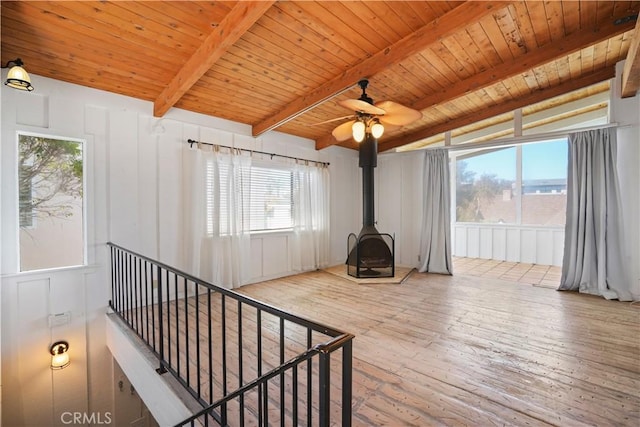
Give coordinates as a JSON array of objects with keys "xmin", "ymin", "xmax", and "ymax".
[{"xmin": 108, "ymin": 242, "xmax": 354, "ymax": 427}]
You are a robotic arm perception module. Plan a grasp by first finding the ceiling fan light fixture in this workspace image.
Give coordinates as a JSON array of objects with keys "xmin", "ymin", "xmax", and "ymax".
[
  {"xmin": 334, "ymin": 80, "xmax": 421, "ymax": 143},
  {"xmin": 3, "ymin": 58, "xmax": 34, "ymax": 91},
  {"xmin": 371, "ymin": 120, "xmax": 384, "ymax": 139},
  {"xmin": 352, "ymin": 120, "xmax": 366, "ymax": 142}
]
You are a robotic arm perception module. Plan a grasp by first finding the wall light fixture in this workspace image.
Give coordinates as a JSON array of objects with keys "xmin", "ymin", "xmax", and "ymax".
[
  {"xmin": 50, "ymin": 341, "xmax": 70, "ymax": 370},
  {"xmin": 3, "ymin": 58, "xmax": 34, "ymax": 91}
]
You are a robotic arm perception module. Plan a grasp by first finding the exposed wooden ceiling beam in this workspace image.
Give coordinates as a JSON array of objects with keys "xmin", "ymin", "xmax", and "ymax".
[
  {"xmin": 153, "ymin": 1, "xmax": 275, "ymax": 117},
  {"xmin": 378, "ymin": 67, "xmax": 615, "ymax": 153},
  {"xmin": 412, "ymin": 17, "xmax": 635, "ymax": 111},
  {"xmin": 622, "ymin": 15, "xmax": 640, "ymax": 98},
  {"xmin": 251, "ymin": 1, "xmax": 511, "ymax": 137},
  {"xmin": 315, "ymin": 12, "xmax": 636, "ymax": 151}
]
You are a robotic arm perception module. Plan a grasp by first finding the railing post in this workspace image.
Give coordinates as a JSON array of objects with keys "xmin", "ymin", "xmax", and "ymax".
[
  {"xmin": 109, "ymin": 245, "xmax": 115, "ymax": 310},
  {"xmin": 156, "ymin": 265, "xmax": 166, "ymax": 374},
  {"xmin": 342, "ymin": 340, "xmax": 353, "ymax": 427},
  {"xmin": 319, "ymin": 351, "xmax": 330, "ymax": 427}
]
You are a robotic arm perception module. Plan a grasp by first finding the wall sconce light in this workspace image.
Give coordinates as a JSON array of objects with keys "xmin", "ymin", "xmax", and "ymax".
[
  {"xmin": 2, "ymin": 58, "xmax": 34, "ymax": 91},
  {"xmin": 50, "ymin": 341, "xmax": 70, "ymax": 370}
]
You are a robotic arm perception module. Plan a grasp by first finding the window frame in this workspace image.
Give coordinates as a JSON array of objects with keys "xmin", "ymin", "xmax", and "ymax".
[
  {"xmin": 452, "ymin": 137, "xmax": 568, "ymax": 227},
  {"xmin": 16, "ymin": 131, "xmax": 88, "ymax": 273}
]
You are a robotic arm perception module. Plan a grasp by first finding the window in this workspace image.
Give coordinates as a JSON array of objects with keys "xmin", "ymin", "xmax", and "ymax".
[
  {"xmin": 19, "ymin": 164, "xmax": 34, "ymax": 228},
  {"xmin": 206, "ymin": 157, "xmax": 293, "ymax": 235},
  {"xmin": 18, "ymin": 133, "xmax": 85, "ymax": 271},
  {"xmin": 249, "ymin": 164, "xmax": 293, "ymax": 231},
  {"xmin": 456, "ymin": 147, "xmax": 516, "ymax": 223},
  {"xmin": 455, "ymin": 138, "xmax": 567, "ymax": 226},
  {"xmin": 521, "ymin": 140, "xmax": 567, "ymax": 226}
]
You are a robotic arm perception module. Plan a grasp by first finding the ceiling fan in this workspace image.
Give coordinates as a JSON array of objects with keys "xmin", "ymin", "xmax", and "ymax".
[{"xmin": 329, "ymin": 79, "xmax": 423, "ymax": 142}]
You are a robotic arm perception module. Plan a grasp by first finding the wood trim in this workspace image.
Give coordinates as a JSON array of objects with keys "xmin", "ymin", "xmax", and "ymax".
[
  {"xmin": 251, "ymin": 1, "xmax": 511, "ymax": 137},
  {"xmin": 622, "ymin": 16, "xmax": 640, "ymax": 98},
  {"xmin": 153, "ymin": 1, "xmax": 275, "ymax": 117},
  {"xmin": 378, "ymin": 67, "xmax": 615, "ymax": 152}
]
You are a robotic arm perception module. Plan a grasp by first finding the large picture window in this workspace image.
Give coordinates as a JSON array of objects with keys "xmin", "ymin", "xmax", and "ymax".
[
  {"xmin": 18, "ymin": 133, "xmax": 85, "ymax": 271},
  {"xmin": 455, "ymin": 139, "xmax": 567, "ymax": 226}
]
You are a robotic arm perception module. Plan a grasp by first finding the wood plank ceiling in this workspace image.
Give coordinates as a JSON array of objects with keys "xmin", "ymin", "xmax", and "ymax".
[{"xmin": 2, "ymin": 1, "xmax": 639, "ymax": 152}]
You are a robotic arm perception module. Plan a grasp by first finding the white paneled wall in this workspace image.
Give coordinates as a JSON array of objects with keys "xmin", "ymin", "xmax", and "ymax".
[
  {"xmin": 250, "ymin": 233, "xmax": 291, "ymax": 281},
  {"xmin": 612, "ymin": 61, "xmax": 640, "ymax": 299},
  {"xmin": 376, "ymin": 155, "xmax": 403, "ymax": 255},
  {"xmin": 376, "ymin": 151, "xmax": 423, "ymax": 267},
  {"xmin": 1, "ymin": 267, "xmax": 99, "ymax": 426},
  {"xmin": 2, "ymin": 76, "xmax": 117, "ymax": 425},
  {"xmin": 327, "ymin": 146, "xmax": 360, "ymax": 266},
  {"xmin": 453, "ymin": 224, "xmax": 565, "ymax": 266}
]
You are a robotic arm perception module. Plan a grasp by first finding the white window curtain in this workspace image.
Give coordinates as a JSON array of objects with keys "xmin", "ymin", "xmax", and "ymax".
[
  {"xmin": 184, "ymin": 144, "xmax": 251, "ymax": 289},
  {"xmin": 290, "ymin": 162, "xmax": 330, "ymax": 271},
  {"xmin": 418, "ymin": 149, "xmax": 452, "ymax": 274},
  {"xmin": 559, "ymin": 128, "xmax": 632, "ymax": 301}
]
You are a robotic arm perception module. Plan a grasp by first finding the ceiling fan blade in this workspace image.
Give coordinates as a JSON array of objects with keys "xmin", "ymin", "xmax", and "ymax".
[
  {"xmin": 375, "ymin": 100, "xmax": 422, "ymax": 126},
  {"xmin": 308, "ymin": 115, "xmax": 354, "ymax": 126},
  {"xmin": 380, "ymin": 123, "xmax": 401, "ymax": 133},
  {"xmin": 332, "ymin": 120, "xmax": 356, "ymax": 141},
  {"xmin": 339, "ymin": 99, "xmax": 386, "ymax": 115}
]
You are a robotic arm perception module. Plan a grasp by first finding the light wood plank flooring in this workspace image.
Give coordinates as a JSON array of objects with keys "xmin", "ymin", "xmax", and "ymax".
[
  {"xmin": 236, "ymin": 266, "xmax": 640, "ymax": 426},
  {"xmin": 453, "ymin": 257, "xmax": 562, "ymax": 288}
]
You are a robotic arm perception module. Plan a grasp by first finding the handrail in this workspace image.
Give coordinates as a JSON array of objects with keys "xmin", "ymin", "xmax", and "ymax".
[
  {"xmin": 316, "ymin": 331, "xmax": 357, "ymax": 354},
  {"xmin": 107, "ymin": 241, "xmax": 344, "ymax": 336},
  {"xmin": 107, "ymin": 242, "xmax": 354, "ymax": 427}
]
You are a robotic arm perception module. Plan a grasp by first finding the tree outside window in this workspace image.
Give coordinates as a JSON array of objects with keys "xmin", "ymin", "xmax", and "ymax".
[
  {"xmin": 456, "ymin": 147, "xmax": 516, "ymax": 223},
  {"xmin": 455, "ymin": 140, "xmax": 567, "ymax": 226},
  {"xmin": 18, "ymin": 134, "xmax": 84, "ymax": 271}
]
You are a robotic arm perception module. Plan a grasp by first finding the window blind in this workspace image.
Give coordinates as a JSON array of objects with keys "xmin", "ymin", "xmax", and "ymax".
[
  {"xmin": 249, "ymin": 164, "xmax": 293, "ymax": 231},
  {"xmin": 206, "ymin": 158, "xmax": 293, "ymax": 234}
]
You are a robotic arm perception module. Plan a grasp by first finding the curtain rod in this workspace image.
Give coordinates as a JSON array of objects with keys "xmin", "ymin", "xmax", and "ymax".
[
  {"xmin": 187, "ymin": 139, "xmax": 329, "ymax": 167},
  {"xmin": 426, "ymin": 122, "xmax": 631, "ymax": 153}
]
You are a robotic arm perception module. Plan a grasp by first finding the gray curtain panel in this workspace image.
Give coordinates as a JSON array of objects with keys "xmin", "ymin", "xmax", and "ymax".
[
  {"xmin": 559, "ymin": 128, "xmax": 633, "ymax": 301},
  {"xmin": 418, "ymin": 149, "xmax": 452, "ymax": 274}
]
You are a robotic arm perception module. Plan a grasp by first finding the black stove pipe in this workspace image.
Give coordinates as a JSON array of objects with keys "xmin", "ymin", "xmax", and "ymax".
[
  {"xmin": 359, "ymin": 134, "xmax": 377, "ymax": 228},
  {"xmin": 347, "ymin": 132, "xmax": 394, "ymax": 276}
]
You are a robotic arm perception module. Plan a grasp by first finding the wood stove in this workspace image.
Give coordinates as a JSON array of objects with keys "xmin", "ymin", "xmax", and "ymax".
[{"xmin": 346, "ymin": 133, "xmax": 395, "ymax": 278}]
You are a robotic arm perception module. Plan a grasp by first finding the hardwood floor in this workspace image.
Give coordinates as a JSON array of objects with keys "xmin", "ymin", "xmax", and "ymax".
[
  {"xmin": 453, "ymin": 257, "xmax": 563, "ymax": 288},
  {"xmin": 236, "ymin": 266, "xmax": 640, "ymax": 426}
]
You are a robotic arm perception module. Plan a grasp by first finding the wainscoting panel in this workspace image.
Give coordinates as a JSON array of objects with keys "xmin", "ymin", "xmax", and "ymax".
[
  {"xmin": 491, "ymin": 228, "xmax": 507, "ymax": 260},
  {"xmin": 249, "ymin": 233, "xmax": 291, "ymax": 282},
  {"xmin": 454, "ymin": 224, "xmax": 564, "ymax": 266},
  {"xmin": 506, "ymin": 228, "xmax": 521, "ymax": 262},
  {"xmin": 262, "ymin": 234, "xmax": 289, "ymax": 278}
]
